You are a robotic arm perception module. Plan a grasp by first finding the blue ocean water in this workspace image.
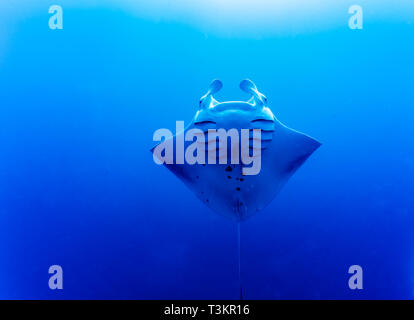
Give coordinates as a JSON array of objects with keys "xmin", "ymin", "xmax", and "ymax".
[{"xmin": 0, "ymin": 1, "xmax": 413, "ymax": 299}]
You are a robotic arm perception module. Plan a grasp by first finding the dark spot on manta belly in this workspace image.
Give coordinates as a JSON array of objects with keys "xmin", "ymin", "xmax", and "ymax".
[
  {"xmin": 236, "ymin": 187, "xmax": 241, "ymax": 191},
  {"xmin": 227, "ymin": 176, "xmax": 231, "ymax": 179},
  {"xmin": 225, "ymin": 166, "xmax": 232, "ymax": 172}
]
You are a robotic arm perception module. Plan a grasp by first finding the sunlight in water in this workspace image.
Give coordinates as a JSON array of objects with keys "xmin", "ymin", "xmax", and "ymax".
[
  {"xmin": 121, "ymin": 0, "xmax": 342, "ymax": 36},
  {"xmin": 1, "ymin": 0, "xmax": 413, "ymax": 38},
  {"xmin": 118, "ymin": 0, "xmax": 414, "ymax": 37}
]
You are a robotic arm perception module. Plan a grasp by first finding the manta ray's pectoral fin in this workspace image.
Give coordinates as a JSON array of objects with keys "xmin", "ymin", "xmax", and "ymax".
[
  {"xmin": 275, "ymin": 124, "xmax": 322, "ymax": 175},
  {"xmin": 240, "ymin": 79, "xmax": 267, "ymax": 107},
  {"xmin": 199, "ymin": 79, "xmax": 223, "ymax": 109}
]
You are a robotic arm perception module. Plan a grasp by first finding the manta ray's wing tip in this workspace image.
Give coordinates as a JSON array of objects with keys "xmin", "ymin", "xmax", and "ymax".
[
  {"xmin": 303, "ymin": 135, "xmax": 322, "ymax": 161},
  {"xmin": 149, "ymin": 143, "xmax": 158, "ymax": 153}
]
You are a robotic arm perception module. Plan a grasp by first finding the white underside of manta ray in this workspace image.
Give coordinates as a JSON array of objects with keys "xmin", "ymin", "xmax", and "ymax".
[{"xmin": 152, "ymin": 79, "xmax": 321, "ymax": 221}]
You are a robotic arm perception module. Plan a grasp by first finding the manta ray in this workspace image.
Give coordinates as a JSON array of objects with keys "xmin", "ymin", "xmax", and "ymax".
[
  {"xmin": 151, "ymin": 79, "xmax": 321, "ymax": 299},
  {"xmin": 152, "ymin": 79, "xmax": 321, "ymax": 221}
]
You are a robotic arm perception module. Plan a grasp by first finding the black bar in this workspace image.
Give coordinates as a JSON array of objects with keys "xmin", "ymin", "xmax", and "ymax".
[{"xmin": 0, "ymin": 300, "xmax": 412, "ymax": 318}]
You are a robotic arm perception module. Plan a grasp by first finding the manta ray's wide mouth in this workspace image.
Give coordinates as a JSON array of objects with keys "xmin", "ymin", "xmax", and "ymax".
[
  {"xmin": 213, "ymin": 101, "xmax": 255, "ymax": 112},
  {"xmin": 194, "ymin": 120, "xmax": 217, "ymax": 125}
]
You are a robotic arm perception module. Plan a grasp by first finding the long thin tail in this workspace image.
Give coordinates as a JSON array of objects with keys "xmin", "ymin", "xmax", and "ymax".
[{"xmin": 237, "ymin": 222, "xmax": 243, "ymax": 300}]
